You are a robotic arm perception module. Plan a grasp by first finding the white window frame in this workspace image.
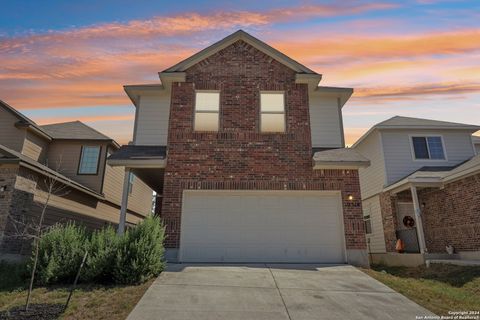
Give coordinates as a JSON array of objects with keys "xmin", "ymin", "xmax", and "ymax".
[
  {"xmin": 78, "ymin": 145, "xmax": 101, "ymax": 175},
  {"xmin": 260, "ymin": 91, "xmax": 286, "ymax": 133},
  {"xmin": 409, "ymin": 134, "xmax": 448, "ymax": 161},
  {"xmin": 193, "ymin": 90, "xmax": 220, "ymax": 132}
]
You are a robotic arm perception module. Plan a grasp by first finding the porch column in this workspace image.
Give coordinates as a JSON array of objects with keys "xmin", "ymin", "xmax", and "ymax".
[
  {"xmin": 117, "ymin": 167, "xmax": 131, "ymax": 235},
  {"xmin": 410, "ymin": 185, "xmax": 427, "ymax": 253}
]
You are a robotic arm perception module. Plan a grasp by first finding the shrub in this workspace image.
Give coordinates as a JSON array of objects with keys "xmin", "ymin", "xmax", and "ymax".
[
  {"xmin": 35, "ymin": 223, "xmax": 87, "ymax": 285},
  {"xmin": 81, "ymin": 226, "xmax": 119, "ymax": 283},
  {"xmin": 113, "ymin": 216, "xmax": 166, "ymax": 284},
  {"xmin": 33, "ymin": 216, "xmax": 165, "ymax": 285}
]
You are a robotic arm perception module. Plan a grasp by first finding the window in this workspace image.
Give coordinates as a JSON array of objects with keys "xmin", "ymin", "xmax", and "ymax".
[
  {"xmin": 128, "ymin": 172, "xmax": 135, "ymax": 194},
  {"xmin": 194, "ymin": 91, "xmax": 220, "ymax": 131},
  {"xmin": 363, "ymin": 215, "xmax": 372, "ymax": 235},
  {"xmin": 78, "ymin": 146, "xmax": 101, "ymax": 174},
  {"xmin": 411, "ymin": 136, "xmax": 445, "ymax": 160},
  {"xmin": 260, "ymin": 92, "xmax": 285, "ymax": 132}
]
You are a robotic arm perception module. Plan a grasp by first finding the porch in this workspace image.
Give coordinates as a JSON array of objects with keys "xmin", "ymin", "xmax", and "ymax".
[{"xmin": 107, "ymin": 145, "xmax": 167, "ymax": 234}]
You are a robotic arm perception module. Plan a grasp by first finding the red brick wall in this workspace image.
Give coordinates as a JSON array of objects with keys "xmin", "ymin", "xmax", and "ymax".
[
  {"xmin": 161, "ymin": 40, "xmax": 366, "ymax": 250},
  {"xmin": 419, "ymin": 173, "xmax": 480, "ymax": 253}
]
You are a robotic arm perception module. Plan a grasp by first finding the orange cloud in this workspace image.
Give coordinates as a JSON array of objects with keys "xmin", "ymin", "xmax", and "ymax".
[{"xmin": 354, "ymin": 82, "xmax": 480, "ymax": 98}]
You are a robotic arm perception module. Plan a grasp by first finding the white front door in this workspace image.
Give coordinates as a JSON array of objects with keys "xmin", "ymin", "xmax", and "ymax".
[{"xmin": 179, "ymin": 190, "xmax": 346, "ymax": 263}]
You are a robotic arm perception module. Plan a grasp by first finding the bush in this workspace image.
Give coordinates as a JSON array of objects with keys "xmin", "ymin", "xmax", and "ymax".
[
  {"xmin": 113, "ymin": 216, "xmax": 166, "ymax": 284},
  {"xmin": 35, "ymin": 223, "xmax": 87, "ymax": 285},
  {"xmin": 81, "ymin": 226, "xmax": 119, "ymax": 283},
  {"xmin": 33, "ymin": 216, "xmax": 165, "ymax": 285}
]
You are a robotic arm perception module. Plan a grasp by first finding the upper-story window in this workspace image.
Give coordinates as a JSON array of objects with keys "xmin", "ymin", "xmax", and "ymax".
[
  {"xmin": 194, "ymin": 91, "xmax": 220, "ymax": 131},
  {"xmin": 78, "ymin": 146, "xmax": 101, "ymax": 174},
  {"xmin": 411, "ymin": 136, "xmax": 446, "ymax": 160},
  {"xmin": 260, "ymin": 92, "xmax": 285, "ymax": 132}
]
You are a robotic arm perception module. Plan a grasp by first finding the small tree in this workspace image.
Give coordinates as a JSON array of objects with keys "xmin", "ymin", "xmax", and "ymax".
[{"xmin": 6, "ymin": 158, "xmax": 70, "ymax": 310}]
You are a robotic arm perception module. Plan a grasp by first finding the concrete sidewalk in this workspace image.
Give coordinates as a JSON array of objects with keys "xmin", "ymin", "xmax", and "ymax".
[{"xmin": 128, "ymin": 264, "xmax": 435, "ymax": 320}]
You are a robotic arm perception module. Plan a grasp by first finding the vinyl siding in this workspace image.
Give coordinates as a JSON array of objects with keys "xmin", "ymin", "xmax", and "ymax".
[
  {"xmin": 354, "ymin": 131, "xmax": 386, "ymax": 200},
  {"xmin": 382, "ymin": 129, "xmax": 476, "ymax": 185},
  {"xmin": 475, "ymin": 143, "xmax": 480, "ymax": 155},
  {"xmin": 363, "ymin": 195, "xmax": 386, "ymax": 253},
  {"xmin": 15, "ymin": 167, "xmax": 143, "ymax": 226},
  {"xmin": 22, "ymin": 131, "xmax": 49, "ymax": 163},
  {"xmin": 103, "ymin": 147, "xmax": 152, "ymax": 216},
  {"xmin": 45, "ymin": 140, "xmax": 106, "ymax": 193},
  {"xmin": 309, "ymin": 94, "xmax": 344, "ymax": 148},
  {"xmin": 0, "ymin": 107, "xmax": 26, "ymax": 152},
  {"xmin": 134, "ymin": 92, "xmax": 171, "ymax": 145}
]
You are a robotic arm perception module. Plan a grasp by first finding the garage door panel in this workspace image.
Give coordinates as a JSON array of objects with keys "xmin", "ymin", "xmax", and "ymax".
[{"xmin": 180, "ymin": 191, "xmax": 345, "ymax": 263}]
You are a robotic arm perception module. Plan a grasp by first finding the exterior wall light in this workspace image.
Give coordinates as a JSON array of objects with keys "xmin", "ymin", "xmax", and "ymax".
[{"xmin": 347, "ymin": 194, "xmax": 354, "ymax": 201}]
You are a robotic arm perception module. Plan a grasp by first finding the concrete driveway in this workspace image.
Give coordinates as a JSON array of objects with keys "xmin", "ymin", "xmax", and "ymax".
[{"xmin": 128, "ymin": 264, "xmax": 434, "ymax": 320}]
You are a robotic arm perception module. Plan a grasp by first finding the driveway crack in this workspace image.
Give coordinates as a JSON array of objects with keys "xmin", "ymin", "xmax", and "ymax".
[{"xmin": 268, "ymin": 266, "xmax": 292, "ymax": 320}]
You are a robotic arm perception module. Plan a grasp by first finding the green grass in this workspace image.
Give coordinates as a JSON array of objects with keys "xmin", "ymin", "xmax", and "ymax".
[
  {"xmin": 361, "ymin": 264, "xmax": 480, "ymax": 315},
  {"xmin": 0, "ymin": 261, "xmax": 152, "ymax": 319}
]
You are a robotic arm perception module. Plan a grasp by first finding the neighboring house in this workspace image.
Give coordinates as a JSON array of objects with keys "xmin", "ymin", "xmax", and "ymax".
[
  {"xmin": 108, "ymin": 30, "xmax": 370, "ymax": 265},
  {"xmin": 353, "ymin": 116, "xmax": 480, "ymax": 265},
  {"xmin": 473, "ymin": 136, "xmax": 480, "ymax": 154},
  {"xmin": 0, "ymin": 100, "xmax": 153, "ymax": 260}
]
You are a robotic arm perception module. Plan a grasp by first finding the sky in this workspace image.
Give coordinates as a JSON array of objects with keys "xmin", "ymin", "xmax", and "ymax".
[{"xmin": 1, "ymin": 0, "xmax": 479, "ymax": 145}]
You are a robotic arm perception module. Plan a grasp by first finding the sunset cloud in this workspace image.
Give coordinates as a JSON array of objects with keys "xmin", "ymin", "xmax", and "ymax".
[{"xmin": 1, "ymin": 1, "xmax": 479, "ymax": 145}]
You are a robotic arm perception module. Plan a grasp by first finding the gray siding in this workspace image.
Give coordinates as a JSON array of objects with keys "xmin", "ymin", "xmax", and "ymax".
[
  {"xmin": 134, "ymin": 92, "xmax": 171, "ymax": 146},
  {"xmin": 382, "ymin": 129, "xmax": 476, "ymax": 185},
  {"xmin": 475, "ymin": 143, "xmax": 480, "ymax": 155},
  {"xmin": 0, "ymin": 108, "xmax": 25, "ymax": 152},
  {"xmin": 363, "ymin": 195, "xmax": 386, "ymax": 253},
  {"xmin": 309, "ymin": 94, "xmax": 344, "ymax": 148},
  {"xmin": 354, "ymin": 131, "xmax": 386, "ymax": 200}
]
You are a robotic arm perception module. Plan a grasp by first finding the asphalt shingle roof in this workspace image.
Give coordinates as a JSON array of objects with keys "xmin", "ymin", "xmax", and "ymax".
[{"xmin": 40, "ymin": 121, "xmax": 112, "ymax": 141}]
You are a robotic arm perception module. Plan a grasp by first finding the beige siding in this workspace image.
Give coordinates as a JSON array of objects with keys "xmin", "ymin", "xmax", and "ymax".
[
  {"xmin": 354, "ymin": 131, "xmax": 386, "ymax": 200},
  {"xmin": 103, "ymin": 147, "xmax": 153, "ymax": 216},
  {"xmin": 363, "ymin": 195, "xmax": 386, "ymax": 253},
  {"xmin": 134, "ymin": 92, "xmax": 171, "ymax": 145},
  {"xmin": 45, "ymin": 140, "xmax": 106, "ymax": 193},
  {"xmin": 0, "ymin": 107, "xmax": 26, "ymax": 152},
  {"xmin": 15, "ymin": 167, "xmax": 143, "ymax": 226},
  {"xmin": 382, "ymin": 129, "xmax": 476, "ymax": 185},
  {"xmin": 309, "ymin": 94, "xmax": 344, "ymax": 148},
  {"xmin": 22, "ymin": 131, "xmax": 49, "ymax": 163}
]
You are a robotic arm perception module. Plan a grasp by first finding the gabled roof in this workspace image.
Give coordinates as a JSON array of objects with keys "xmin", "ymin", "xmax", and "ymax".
[
  {"xmin": 352, "ymin": 116, "xmax": 480, "ymax": 148},
  {"xmin": 163, "ymin": 30, "xmax": 317, "ymax": 75},
  {"xmin": 40, "ymin": 121, "xmax": 120, "ymax": 148},
  {"xmin": 376, "ymin": 116, "xmax": 480, "ymax": 130},
  {"xmin": 0, "ymin": 144, "xmax": 103, "ymax": 199},
  {"xmin": 0, "ymin": 100, "xmax": 52, "ymax": 140}
]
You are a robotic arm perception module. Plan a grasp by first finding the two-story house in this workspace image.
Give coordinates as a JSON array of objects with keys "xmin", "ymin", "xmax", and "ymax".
[
  {"xmin": 108, "ymin": 30, "xmax": 370, "ymax": 265},
  {"xmin": 0, "ymin": 100, "xmax": 153, "ymax": 261},
  {"xmin": 353, "ymin": 116, "xmax": 480, "ymax": 265}
]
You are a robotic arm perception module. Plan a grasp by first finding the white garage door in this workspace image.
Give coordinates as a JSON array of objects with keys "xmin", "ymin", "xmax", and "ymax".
[{"xmin": 179, "ymin": 190, "xmax": 346, "ymax": 263}]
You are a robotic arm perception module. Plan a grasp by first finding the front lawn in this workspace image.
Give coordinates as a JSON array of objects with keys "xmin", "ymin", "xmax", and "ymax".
[
  {"xmin": 0, "ymin": 261, "xmax": 152, "ymax": 319},
  {"xmin": 362, "ymin": 264, "xmax": 480, "ymax": 316}
]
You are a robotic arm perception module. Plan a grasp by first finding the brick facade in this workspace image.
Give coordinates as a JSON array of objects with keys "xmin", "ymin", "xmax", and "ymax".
[
  {"xmin": 160, "ymin": 40, "xmax": 366, "ymax": 251},
  {"xmin": 419, "ymin": 173, "xmax": 480, "ymax": 253},
  {"xmin": 380, "ymin": 174, "xmax": 480, "ymax": 254}
]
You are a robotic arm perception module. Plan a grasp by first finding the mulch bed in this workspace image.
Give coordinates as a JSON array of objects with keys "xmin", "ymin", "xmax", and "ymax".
[{"xmin": 0, "ymin": 304, "xmax": 64, "ymax": 320}]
